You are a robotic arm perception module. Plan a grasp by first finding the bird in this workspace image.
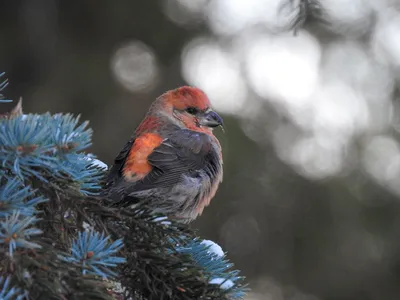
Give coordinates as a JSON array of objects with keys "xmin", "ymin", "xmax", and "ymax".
[{"xmin": 103, "ymin": 86, "xmax": 224, "ymax": 222}]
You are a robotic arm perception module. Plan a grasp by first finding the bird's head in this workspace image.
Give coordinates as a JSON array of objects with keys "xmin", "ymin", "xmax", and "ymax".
[{"xmin": 155, "ymin": 86, "xmax": 224, "ymax": 134}]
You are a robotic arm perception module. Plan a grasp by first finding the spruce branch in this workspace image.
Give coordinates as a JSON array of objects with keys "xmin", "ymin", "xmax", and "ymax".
[
  {"xmin": 175, "ymin": 239, "xmax": 247, "ymax": 299},
  {"xmin": 0, "ymin": 113, "xmax": 103, "ymax": 195},
  {"xmin": 62, "ymin": 230, "xmax": 126, "ymax": 278},
  {"xmin": 0, "ymin": 211, "xmax": 42, "ymax": 257},
  {"xmin": 0, "ymin": 178, "xmax": 47, "ymax": 218},
  {"xmin": 0, "ymin": 276, "xmax": 27, "ymax": 300},
  {"xmin": 4, "ymin": 242, "xmax": 114, "ymax": 300},
  {"xmin": 84, "ymin": 199, "xmax": 247, "ymax": 300}
]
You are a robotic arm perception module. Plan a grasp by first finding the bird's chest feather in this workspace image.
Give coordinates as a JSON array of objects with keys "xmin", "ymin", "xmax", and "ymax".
[{"xmin": 189, "ymin": 142, "xmax": 223, "ymax": 215}]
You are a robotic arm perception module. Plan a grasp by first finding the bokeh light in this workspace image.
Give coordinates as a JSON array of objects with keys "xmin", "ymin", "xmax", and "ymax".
[
  {"xmin": 206, "ymin": 0, "xmax": 296, "ymax": 35},
  {"xmin": 181, "ymin": 37, "xmax": 247, "ymax": 115},
  {"xmin": 111, "ymin": 41, "xmax": 159, "ymax": 92},
  {"xmin": 372, "ymin": 11, "xmax": 400, "ymax": 67},
  {"xmin": 244, "ymin": 31, "xmax": 320, "ymax": 106},
  {"xmin": 321, "ymin": 0, "xmax": 374, "ymax": 36}
]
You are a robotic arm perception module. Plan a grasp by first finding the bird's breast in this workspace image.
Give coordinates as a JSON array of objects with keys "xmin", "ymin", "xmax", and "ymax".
[{"xmin": 194, "ymin": 145, "xmax": 223, "ymax": 216}]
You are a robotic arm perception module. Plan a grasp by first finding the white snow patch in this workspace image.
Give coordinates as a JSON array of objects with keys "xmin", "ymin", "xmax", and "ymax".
[
  {"xmin": 209, "ymin": 278, "xmax": 234, "ymax": 290},
  {"xmin": 201, "ymin": 239, "xmax": 224, "ymax": 257},
  {"xmin": 84, "ymin": 154, "xmax": 108, "ymax": 170}
]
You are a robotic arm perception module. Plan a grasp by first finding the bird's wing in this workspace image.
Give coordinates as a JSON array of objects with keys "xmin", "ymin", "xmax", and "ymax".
[
  {"xmin": 134, "ymin": 129, "xmax": 221, "ymax": 190},
  {"xmin": 105, "ymin": 136, "xmax": 135, "ymax": 189}
]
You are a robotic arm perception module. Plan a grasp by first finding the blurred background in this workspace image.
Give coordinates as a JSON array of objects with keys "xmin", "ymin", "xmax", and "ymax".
[{"xmin": 2, "ymin": 0, "xmax": 400, "ymax": 299}]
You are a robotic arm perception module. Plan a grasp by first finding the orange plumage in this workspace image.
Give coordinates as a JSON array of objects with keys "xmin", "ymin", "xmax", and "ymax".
[{"xmin": 123, "ymin": 133, "xmax": 163, "ymax": 181}]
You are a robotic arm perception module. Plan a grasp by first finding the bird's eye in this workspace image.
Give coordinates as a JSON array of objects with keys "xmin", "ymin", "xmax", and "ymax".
[{"xmin": 186, "ymin": 107, "xmax": 198, "ymax": 115}]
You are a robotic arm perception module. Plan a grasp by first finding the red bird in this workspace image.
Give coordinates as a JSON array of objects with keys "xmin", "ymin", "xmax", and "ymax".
[{"xmin": 104, "ymin": 86, "xmax": 224, "ymax": 222}]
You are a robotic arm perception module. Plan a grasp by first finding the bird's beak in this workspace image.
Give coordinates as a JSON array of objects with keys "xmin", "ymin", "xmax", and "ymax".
[{"xmin": 199, "ymin": 110, "xmax": 224, "ymax": 128}]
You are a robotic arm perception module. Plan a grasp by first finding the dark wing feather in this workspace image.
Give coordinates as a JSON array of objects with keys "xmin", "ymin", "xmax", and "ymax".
[
  {"xmin": 105, "ymin": 136, "xmax": 135, "ymax": 189},
  {"xmin": 133, "ymin": 129, "xmax": 220, "ymax": 191}
]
